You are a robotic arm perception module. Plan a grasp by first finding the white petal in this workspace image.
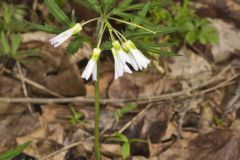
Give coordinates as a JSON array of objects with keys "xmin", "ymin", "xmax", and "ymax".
[
  {"xmin": 113, "ymin": 53, "xmax": 123, "ymax": 79},
  {"xmin": 127, "ymin": 53, "xmax": 139, "ymax": 71},
  {"xmin": 131, "ymin": 49, "xmax": 150, "ymax": 70},
  {"xmin": 82, "ymin": 60, "xmax": 96, "ymax": 80},
  {"xmin": 114, "ymin": 54, "xmax": 133, "ymax": 79},
  {"xmin": 92, "ymin": 64, "xmax": 97, "ymax": 81},
  {"xmin": 49, "ymin": 28, "xmax": 74, "ymax": 47},
  {"xmin": 118, "ymin": 50, "xmax": 132, "ymax": 64},
  {"xmin": 136, "ymin": 50, "xmax": 150, "ymax": 64},
  {"xmin": 115, "ymin": 60, "xmax": 123, "ymax": 79}
]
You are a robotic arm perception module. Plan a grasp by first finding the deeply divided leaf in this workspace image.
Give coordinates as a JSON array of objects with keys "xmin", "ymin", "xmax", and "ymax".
[
  {"xmin": 0, "ymin": 141, "xmax": 31, "ymax": 160},
  {"xmin": 26, "ymin": 21, "xmax": 64, "ymax": 34},
  {"xmin": 67, "ymin": 36, "xmax": 85, "ymax": 54},
  {"xmin": 101, "ymin": 0, "xmax": 117, "ymax": 14},
  {"xmin": 74, "ymin": 0, "xmax": 101, "ymax": 13},
  {"xmin": 128, "ymin": 1, "xmax": 150, "ymax": 31},
  {"xmin": 44, "ymin": 0, "xmax": 72, "ymax": 26}
]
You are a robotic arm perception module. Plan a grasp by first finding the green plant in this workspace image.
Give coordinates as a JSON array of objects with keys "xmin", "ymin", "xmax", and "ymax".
[
  {"xmin": 28, "ymin": 0, "xmax": 180, "ymax": 159},
  {"xmin": 150, "ymin": 0, "xmax": 219, "ymax": 45},
  {"xmin": 108, "ymin": 133, "xmax": 147, "ymax": 160},
  {"xmin": 114, "ymin": 103, "xmax": 137, "ymax": 122},
  {"xmin": 213, "ymin": 116, "xmax": 224, "ymax": 127},
  {"xmin": 0, "ymin": 3, "xmax": 28, "ymax": 32},
  {"xmin": 69, "ymin": 107, "xmax": 84, "ymax": 125},
  {"xmin": 0, "ymin": 3, "xmax": 32, "ymax": 59},
  {"xmin": 0, "ymin": 141, "xmax": 31, "ymax": 160}
]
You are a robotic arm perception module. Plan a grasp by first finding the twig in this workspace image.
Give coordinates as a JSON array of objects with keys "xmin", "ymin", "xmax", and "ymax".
[
  {"xmin": 118, "ymin": 104, "xmax": 152, "ymax": 134},
  {"xmin": 16, "ymin": 62, "xmax": 33, "ymax": 113},
  {"xmin": 0, "ymin": 67, "xmax": 239, "ymax": 105},
  {"xmin": 0, "ymin": 73, "xmax": 237, "ymax": 104},
  {"xmin": 0, "ymin": 97, "xmax": 93, "ymax": 104},
  {"xmin": 41, "ymin": 138, "xmax": 93, "ymax": 160},
  {"xmin": 3, "ymin": 67, "xmax": 63, "ymax": 97}
]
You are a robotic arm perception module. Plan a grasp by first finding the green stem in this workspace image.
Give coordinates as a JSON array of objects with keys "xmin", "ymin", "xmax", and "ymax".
[
  {"xmin": 82, "ymin": 17, "xmax": 99, "ymax": 26},
  {"xmin": 113, "ymin": 28, "xmax": 127, "ymax": 41},
  {"xmin": 105, "ymin": 19, "xmax": 126, "ymax": 43},
  {"xmin": 104, "ymin": 19, "xmax": 116, "ymax": 41},
  {"xmin": 94, "ymin": 19, "xmax": 106, "ymax": 160},
  {"xmin": 108, "ymin": 17, "xmax": 156, "ymax": 34},
  {"xmin": 94, "ymin": 65, "xmax": 100, "ymax": 160}
]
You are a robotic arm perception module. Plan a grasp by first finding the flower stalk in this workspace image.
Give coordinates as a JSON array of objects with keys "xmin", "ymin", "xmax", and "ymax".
[
  {"xmin": 94, "ymin": 20, "xmax": 106, "ymax": 160},
  {"xmin": 48, "ymin": 12, "xmax": 152, "ymax": 159},
  {"xmin": 94, "ymin": 65, "xmax": 100, "ymax": 160}
]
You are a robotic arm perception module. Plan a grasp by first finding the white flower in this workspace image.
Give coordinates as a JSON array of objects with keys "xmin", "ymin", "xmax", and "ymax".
[
  {"xmin": 123, "ymin": 40, "xmax": 150, "ymax": 70},
  {"xmin": 82, "ymin": 48, "xmax": 101, "ymax": 81},
  {"xmin": 112, "ymin": 47, "xmax": 132, "ymax": 80},
  {"xmin": 50, "ymin": 23, "xmax": 82, "ymax": 47},
  {"xmin": 112, "ymin": 41, "xmax": 132, "ymax": 65}
]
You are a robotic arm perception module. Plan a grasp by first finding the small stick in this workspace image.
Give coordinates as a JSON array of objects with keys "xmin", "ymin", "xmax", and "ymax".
[
  {"xmin": 118, "ymin": 104, "xmax": 152, "ymax": 134},
  {"xmin": 16, "ymin": 62, "xmax": 33, "ymax": 113},
  {"xmin": 41, "ymin": 138, "xmax": 93, "ymax": 160},
  {"xmin": 3, "ymin": 67, "xmax": 63, "ymax": 97}
]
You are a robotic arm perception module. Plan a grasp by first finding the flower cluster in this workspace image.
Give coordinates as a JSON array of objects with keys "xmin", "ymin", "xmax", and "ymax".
[{"xmin": 49, "ymin": 23, "xmax": 150, "ymax": 81}]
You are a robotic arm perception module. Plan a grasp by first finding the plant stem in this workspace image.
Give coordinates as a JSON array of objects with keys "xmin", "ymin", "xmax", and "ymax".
[
  {"xmin": 82, "ymin": 17, "xmax": 99, "ymax": 26},
  {"xmin": 94, "ymin": 19, "xmax": 106, "ymax": 160},
  {"xmin": 108, "ymin": 17, "xmax": 156, "ymax": 34},
  {"xmin": 94, "ymin": 64, "xmax": 100, "ymax": 160}
]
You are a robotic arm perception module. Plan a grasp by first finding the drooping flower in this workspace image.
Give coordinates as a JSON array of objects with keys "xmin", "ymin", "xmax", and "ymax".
[
  {"xmin": 112, "ymin": 41, "xmax": 132, "ymax": 65},
  {"xmin": 112, "ymin": 42, "xmax": 132, "ymax": 79},
  {"xmin": 123, "ymin": 40, "xmax": 150, "ymax": 70},
  {"xmin": 50, "ymin": 23, "xmax": 82, "ymax": 48},
  {"xmin": 82, "ymin": 48, "xmax": 101, "ymax": 81}
]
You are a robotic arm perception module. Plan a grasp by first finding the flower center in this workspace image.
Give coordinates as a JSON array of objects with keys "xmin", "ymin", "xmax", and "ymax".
[
  {"xmin": 91, "ymin": 48, "xmax": 101, "ymax": 61},
  {"xmin": 126, "ymin": 40, "xmax": 136, "ymax": 49},
  {"xmin": 72, "ymin": 23, "xmax": 83, "ymax": 35},
  {"xmin": 112, "ymin": 41, "xmax": 121, "ymax": 50}
]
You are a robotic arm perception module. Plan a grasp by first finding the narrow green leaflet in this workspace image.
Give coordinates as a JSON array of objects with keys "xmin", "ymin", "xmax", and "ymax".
[
  {"xmin": 110, "ymin": 0, "xmax": 134, "ymax": 15},
  {"xmin": 122, "ymin": 142, "xmax": 130, "ymax": 160},
  {"xmin": 137, "ymin": 41, "xmax": 178, "ymax": 49},
  {"xmin": 116, "ymin": 133, "xmax": 128, "ymax": 142},
  {"xmin": 111, "ymin": 11, "xmax": 145, "ymax": 22},
  {"xmin": 44, "ymin": 0, "xmax": 72, "ymax": 26},
  {"xmin": 114, "ymin": 103, "xmax": 137, "ymax": 122},
  {"xmin": 117, "ymin": 0, "xmax": 134, "ymax": 8},
  {"xmin": 73, "ymin": 0, "xmax": 101, "ymax": 13},
  {"xmin": 2, "ymin": 3, "xmax": 13, "ymax": 25},
  {"xmin": 110, "ymin": 0, "xmax": 133, "ymax": 15},
  {"xmin": 157, "ymin": 50, "xmax": 179, "ymax": 56},
  {"xmin": 101, "ymin": 0, "xmax": 117, "ymax": 14},
  {"xmin": 10, "ymin": 34, "xmax": 21, "ymax": 55},
  {"xmin": 128, "ymin": 1, "xmax": 150, "ymax": 31},
  {"xmin": 125, "ymin": 1, "xmax": 170, "ymax": 11},
  {"xmin": 26, "ymin": 21, "xmax": 64, "ymax": 34},
  {"xmin": 0, "ymin": 141, "xmax": 31, "ymax": 160},
  {"xmin": 112, "ymin": 0, "xmax": 169, "ymax": 14},
  {"xmin": 0, "ymin": 32, "xmax": 10, "ymax": 54},
  {"xmin": 67, "ymin": 36, "xmax": 85, "ymax": 54},
  {"xmin": 73, "ymin": 0, "xmax": 93, "ymax": 12},
  {"xmin": 100, "ymin": 41, "xmax": 112, "ymax": 50},
  {"xmin": 125, "ymin": 26, "xmax": 184, "ymax": 38},
  {"xmin": 135, "ymin": 41, "xmax": 178, "ymax": 56},
  {"xmin": 107, "ymin": 137, "xmax": 124, "ymax": 142}
]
